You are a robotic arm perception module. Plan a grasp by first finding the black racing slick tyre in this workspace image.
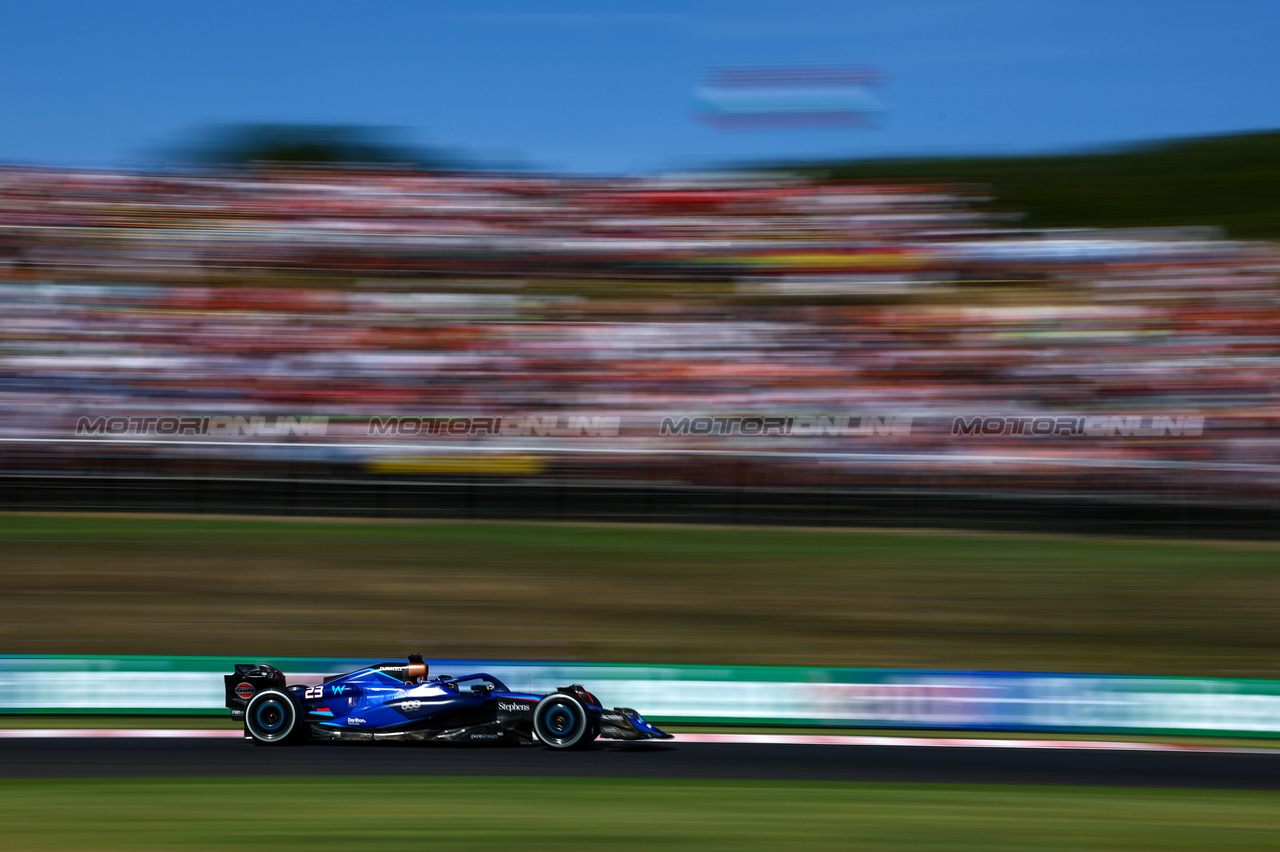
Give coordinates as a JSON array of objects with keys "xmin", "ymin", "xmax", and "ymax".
[
  {"xmin": 244, "ymin": 690, "xmax": 302, "ymax": 744},
  {"xmin": 533, "ymin": 693, "xmax": 592, "ymax": 749}
]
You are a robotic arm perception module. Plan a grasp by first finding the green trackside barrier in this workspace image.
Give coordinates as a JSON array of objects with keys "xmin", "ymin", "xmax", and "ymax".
[{"xmin": 2, "ymin": 655, "xmax": 1278, "ymax": 737}]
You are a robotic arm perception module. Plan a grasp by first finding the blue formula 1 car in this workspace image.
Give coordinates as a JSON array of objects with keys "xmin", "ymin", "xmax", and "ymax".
[{"xmin": 224, "ymin": 655, "xmax": 671, "ymax": 749}]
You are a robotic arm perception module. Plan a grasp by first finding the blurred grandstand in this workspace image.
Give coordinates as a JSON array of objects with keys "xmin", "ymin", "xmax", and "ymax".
[{"xmin": 0, "ymin": 161, "xmax": 1277, "ymax": 533}]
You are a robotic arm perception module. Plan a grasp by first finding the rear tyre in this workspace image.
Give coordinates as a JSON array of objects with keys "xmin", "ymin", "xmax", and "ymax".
[
  {"xmin": 245, "ymin": 690, "xmax": 301, "ymax": 744},
  {"xmin": 533, "ymin": 694, "xmax": 591, "ymax": 749}
]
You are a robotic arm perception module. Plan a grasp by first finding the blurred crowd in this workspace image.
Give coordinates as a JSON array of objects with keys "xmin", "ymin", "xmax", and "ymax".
[
  {"xmin": 1, "ymin": 165, "xmax": 1278, "ymax": 501},
  {"xmin": 0, "ymin": 165, "xmax": 1226, "ymax": 281}
]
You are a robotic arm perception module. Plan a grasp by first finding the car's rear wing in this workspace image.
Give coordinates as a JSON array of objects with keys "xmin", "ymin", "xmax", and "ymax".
[{"xmin": 224, "ymin": 663, "xmax": 286, "ymax": 719}]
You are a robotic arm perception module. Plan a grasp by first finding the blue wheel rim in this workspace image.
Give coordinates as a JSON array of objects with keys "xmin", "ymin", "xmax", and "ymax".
[
  {"xmin": 256, "ymin": 700, "xmax": 285, "ymax": 732},
  {"xmin": 548, "ymin": 705, "xmax": 576, "ymax": 735}
]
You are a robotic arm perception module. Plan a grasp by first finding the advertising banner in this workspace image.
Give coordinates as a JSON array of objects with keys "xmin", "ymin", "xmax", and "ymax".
[{"xmin": 2, "ymin": 656, "xmax": 1277, "ymax": 737}]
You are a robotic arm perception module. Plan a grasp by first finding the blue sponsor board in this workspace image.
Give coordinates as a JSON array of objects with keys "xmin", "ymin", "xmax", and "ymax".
[{"xmin": 1, "ymin": 656, "xmax": 1277, "ymax": 737}]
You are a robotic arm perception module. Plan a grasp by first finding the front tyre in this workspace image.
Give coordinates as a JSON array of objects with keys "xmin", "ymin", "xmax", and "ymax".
[
  {"xmin": 533, "ymin": 694, "xmax": 592, "ymax": 749},
  {"xmin": 244, "ymin": 690, "xmax": 301, "ymax": 744}
]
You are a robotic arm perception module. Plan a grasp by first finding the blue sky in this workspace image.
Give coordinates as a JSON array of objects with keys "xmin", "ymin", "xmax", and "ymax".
[{"xmin": 3, "ymin": 0, "xmax": 1277, "ymax": 173}]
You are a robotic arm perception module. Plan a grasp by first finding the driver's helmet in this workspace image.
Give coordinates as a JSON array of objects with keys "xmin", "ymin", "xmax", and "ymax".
[{"xmin": 405, "ymin": 653, "xmax": 428, "ymax": 684}]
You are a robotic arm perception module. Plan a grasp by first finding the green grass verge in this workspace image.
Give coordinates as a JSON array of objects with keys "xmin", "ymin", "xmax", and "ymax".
[
  {"xmin": 1, "ymin": 777, "xmax": 1277, "ymax": 851},
  {"xmin": 4, "ymin": 514, "xmax": 1280, "ymax": 676}
]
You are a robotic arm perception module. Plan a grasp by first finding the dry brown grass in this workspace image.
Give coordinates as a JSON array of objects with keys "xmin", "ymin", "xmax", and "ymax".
[{"xmin": 2, "ymin": 514, "xmax": 1279, "ymax": 676}]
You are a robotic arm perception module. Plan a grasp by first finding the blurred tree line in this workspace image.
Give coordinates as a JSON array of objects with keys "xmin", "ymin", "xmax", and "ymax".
[
  {"xmin": 808, "ymin": 130, "xmax": 1280, "ymax": 240},
  {"xmin": 174, "ymin": 123, "xmax": 464, "ymax": 170}
]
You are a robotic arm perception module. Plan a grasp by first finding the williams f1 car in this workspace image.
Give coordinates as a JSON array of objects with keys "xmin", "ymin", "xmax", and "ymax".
[{"xmin": 225, "ymin": 655, "xmax": 671, "ymax": 748}]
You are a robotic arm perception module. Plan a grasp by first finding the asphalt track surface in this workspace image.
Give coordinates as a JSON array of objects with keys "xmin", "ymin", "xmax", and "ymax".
[{"xmin": 3, "ymin": 738, "xmax": 1278, "ymax": 789}]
